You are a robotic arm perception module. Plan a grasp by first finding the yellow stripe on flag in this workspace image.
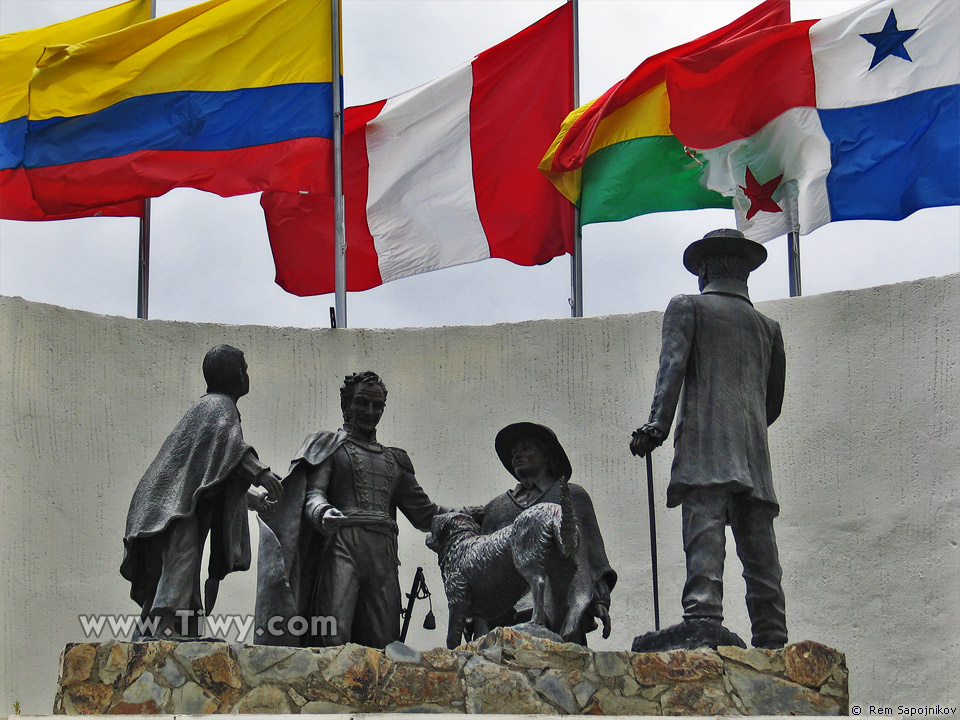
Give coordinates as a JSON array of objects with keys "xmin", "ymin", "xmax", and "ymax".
[
  {"xmin": 539, "ymin": 100, "xmax": 594, "ymax": 203},
  {"xmin": 0, "ymin": 0, "xmax": 150, "ymax": 123},
  {"xmin": 29, "ymin": 0, "xmax": 334, "ymax": 122},
  {"xmin": 539, "ymin": 81, "xmax": 673, "ymax": 205},
  {"xmin": 588, "ymin": 81, "xmax": 671, "ymax": 153}
]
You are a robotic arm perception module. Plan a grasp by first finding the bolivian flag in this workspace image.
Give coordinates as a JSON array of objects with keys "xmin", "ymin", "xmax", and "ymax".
[{"xmin": 538, "ymin": 0, "xmax": 790, "ymax": 226}]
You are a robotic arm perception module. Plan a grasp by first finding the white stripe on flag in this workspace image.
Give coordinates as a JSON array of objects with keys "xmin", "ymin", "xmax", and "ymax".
[
  {"xmin": 365, "ymin": 62, "xmax": 490, "ymax": 284},
  {"xmin": 811, "ymin": 0, "xmax": 959, "ymax": 109},
  {"xmin": 701, "ymin": 106, "xmax": 832, "ymax": 242}
]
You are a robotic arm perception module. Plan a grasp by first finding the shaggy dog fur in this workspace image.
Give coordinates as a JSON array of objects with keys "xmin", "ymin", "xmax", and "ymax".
[{"xmin": 427, "ymin": 481, "xmax": 579, "ymax": 649}]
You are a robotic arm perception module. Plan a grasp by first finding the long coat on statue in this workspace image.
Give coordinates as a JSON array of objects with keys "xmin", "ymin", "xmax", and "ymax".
[
  {"xmin": 254, "ymin": 430, "xmax": 348, "ymax": 646},
  {"xmin": 121, "ymin": 393, "xmax": 253, "ymax": 614},
  {"xmin": 647, "ymin": 279, "xmax": 786, "ymax": 510}
]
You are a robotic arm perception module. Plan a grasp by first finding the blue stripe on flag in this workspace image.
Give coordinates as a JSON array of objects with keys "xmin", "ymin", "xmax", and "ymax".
[
  {"xmin": 1, "ymin": 117, "xmax": 27, "ymax": 170},
  {"xmin": 25, "ymin": 82, "xmax": 333, "ymax": 168},
  {"xmin": 820, "ymin": 85, "xmax": 960, "ymax": 222}
]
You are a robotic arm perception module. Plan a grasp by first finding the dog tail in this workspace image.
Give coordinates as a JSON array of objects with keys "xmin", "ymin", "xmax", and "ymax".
[{"xmin": 558, "ymin": 476, "xmax": 578, "ymax": 558}]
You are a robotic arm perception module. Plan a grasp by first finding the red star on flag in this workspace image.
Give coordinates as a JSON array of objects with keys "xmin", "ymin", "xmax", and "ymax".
[{"xmin": 738, "ymin": 167, "xmax": 783, "ymax": 220}]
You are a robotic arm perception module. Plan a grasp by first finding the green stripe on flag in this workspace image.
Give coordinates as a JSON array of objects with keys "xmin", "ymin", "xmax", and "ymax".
[{"xmin": 579, "ymin": 134, "xmax": 732, "ymax": 225}]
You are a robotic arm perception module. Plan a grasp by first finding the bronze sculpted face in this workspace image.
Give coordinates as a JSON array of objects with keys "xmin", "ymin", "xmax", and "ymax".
[
  {"xmin": 511, "ymin": 438, "xmax": 550, "ymax": 481},
  {"xmin": 347, "ymin": 383, "xmax": 386, "ymax": 435},
  {"xmin": 235, "ymin": 356, "xmax": 250, "ymax": 399}
]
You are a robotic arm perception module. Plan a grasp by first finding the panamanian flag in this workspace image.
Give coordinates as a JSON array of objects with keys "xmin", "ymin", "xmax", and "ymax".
[{"xmin": 665, "ymin": 0, "xmax": 959, "ymax": 242}]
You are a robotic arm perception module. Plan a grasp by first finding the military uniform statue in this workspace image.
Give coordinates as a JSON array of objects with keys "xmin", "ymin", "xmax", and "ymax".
[{"xmin": 255, "ymin": 371, "xmax": 449, "ymax": 648}]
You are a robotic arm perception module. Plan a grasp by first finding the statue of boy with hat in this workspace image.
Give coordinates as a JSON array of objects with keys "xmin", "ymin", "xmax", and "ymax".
[
  {"xmin": 476, "ymin": 422, "xmax": 617, "ymax": 646},
  {"xmin": 630, "ymin": 229, "xmax": 788, "ymax": 650}
]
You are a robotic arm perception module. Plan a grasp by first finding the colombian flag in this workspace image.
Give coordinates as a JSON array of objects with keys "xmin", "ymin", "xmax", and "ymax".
[
  {"xmin": 0, "ymin": 0, "xmax": 149, "ymax": 220},
  {"xmin": 23, "ymin": 0, "xmax": 336, "ymax": 216}
]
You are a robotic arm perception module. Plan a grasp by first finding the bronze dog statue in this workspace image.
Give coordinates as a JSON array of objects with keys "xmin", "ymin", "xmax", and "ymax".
[{"xmin": 427, "ymin": 481, "xmax": 578, "ymax": 649}]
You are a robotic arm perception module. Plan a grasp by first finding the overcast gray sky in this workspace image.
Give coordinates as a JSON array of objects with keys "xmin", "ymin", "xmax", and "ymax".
[{"xmin": 1, "ymin": 0, "xmax": 957, "ymax": 329}]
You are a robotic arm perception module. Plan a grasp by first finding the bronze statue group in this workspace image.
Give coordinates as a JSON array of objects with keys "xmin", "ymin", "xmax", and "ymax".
[{"xmin": 121, "ymin": 229, "xmax": 788, "ymax": 652}]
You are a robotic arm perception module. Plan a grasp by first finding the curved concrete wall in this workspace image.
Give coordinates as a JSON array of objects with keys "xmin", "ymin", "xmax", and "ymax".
[{"xmin": 1, "ymin": 274, "xmax": 957, "ymax": 713}]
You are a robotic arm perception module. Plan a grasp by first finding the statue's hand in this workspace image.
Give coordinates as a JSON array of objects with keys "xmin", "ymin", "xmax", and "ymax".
[
  {"xmin": 629, "ymin": 427, "xmax": 663, "ymax": 458},
  {"xmin": 255, "ymin": 470, "xmax": 284, "ymax": 501},
  {"xmin": 321, "ymin": 507, "xmax": 347, "ymax": 534},
  {"xmin": 593, "ymin": 602, "xmax": 612, "ymax": 639},
  {"xmin": 247, "ymin": 487, "xmax": 275, "ymax": 515},
  {"xmin": 460, "ymin": 505, "xmax": 485, "ymax": 524}
]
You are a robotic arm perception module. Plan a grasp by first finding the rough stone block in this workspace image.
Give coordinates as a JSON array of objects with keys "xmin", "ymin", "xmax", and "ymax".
[
  {"xmin": 381, "ymin": 662, "xmax": 463, "ymax": 708},
  {"xmin": 171, "ymin": 681, "xmax": 219, "ymax": 713},
  {"xmin": 59, "ymin": 683, "xmax": 112, "ymax": 715},
  {"xmin": 718, "ymin": 644, "xmax": 784, "ymax": 673},
  {"xmin": 632, "ymin": 648, "xmax": 725, "ymax": 684},
  {"xmin": 235, "ymin": 683, "xmax": 293, "ymax": 712},
  {"xmin": 597, "ymin": 688, "xmax": 660, "ymax": 715},
  {"xmin": 238, "ymin": 645, "xmax": 316, "ymax": 686},
  {"xmin": 173, "ymin": 642, "xmax": 241, "ymax": 693},
  {"xmin": 783, "ymin": 640, "xmax": 845, "ymax": 688},
  {"xmin": 593, "ymin": 650, "xmax": 630, "ymax": 676},
  {"xmin": 726, "ymin": 663, "xmax": 842, "ymax": 715},
  {"xmin": 660, "ymin": 678, "xmax": 737, "ymax": 716},
  {"xmin": 463, "ymin": 655, "xmax": 547, "ymax": 714},
  {"xmin": 60, "ymin": 644, "xmax": 97, "ymax": 687},
  {"xmin": 319, "ymin": 643, "xmax": 384, "ymax": 708},
  {"xmin": 110, "ymin": 671, "xmax": 170, "ymax": 713},
  {"xmin": 385, "ymin": 641, "xmax": 422, "ymax": 664},
  {"xmin": 535, "ymin": 669, "xmax": 577, "ymax": 714}
]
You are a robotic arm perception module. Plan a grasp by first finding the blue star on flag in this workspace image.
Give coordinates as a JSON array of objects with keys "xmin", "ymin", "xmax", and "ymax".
[{"xmin": 860, "ymin": 9, "xmax": 918, "ymax": 70}]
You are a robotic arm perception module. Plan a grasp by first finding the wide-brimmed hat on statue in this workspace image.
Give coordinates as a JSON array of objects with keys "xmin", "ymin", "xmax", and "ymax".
[
  {"xmin": 495, "ymin": 422, "xmax": 572, "ymax": 481},
  {"xmin": 682, "ymin": 228, "xmax": 767, "ymax": 275}
]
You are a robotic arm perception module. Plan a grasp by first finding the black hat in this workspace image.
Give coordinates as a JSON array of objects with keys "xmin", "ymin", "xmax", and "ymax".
[
  {"xmin": 683, "ymin": 228, "xmax": 767, "ymax": 275},
  {"xmin": 495, "ymin": 422, "xmax": 572, "ymax": 481}
]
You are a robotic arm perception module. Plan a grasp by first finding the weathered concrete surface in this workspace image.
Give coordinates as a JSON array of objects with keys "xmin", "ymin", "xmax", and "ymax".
[
  {"xmin": 52, "ymin": 629, "xmax": 848, "ymax": 714},
  {"xmin": 2, "ymin": 274, "xmax": 958, "ymax": 712}
]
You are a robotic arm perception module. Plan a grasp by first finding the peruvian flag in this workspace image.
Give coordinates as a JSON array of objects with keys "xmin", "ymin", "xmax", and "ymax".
[{"xmin": 262, "ymin": 4, "xmax": 574, "ymax": 294}]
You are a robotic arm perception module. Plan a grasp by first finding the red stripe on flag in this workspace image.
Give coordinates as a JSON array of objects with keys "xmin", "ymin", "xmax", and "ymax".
[
  {"xmin": 667, "ymin": 20, "xmax": 817, "ymax": 149},
  {"xmin": 470, "ymin": 3, "xmax": 575, "ymax": 264},
  {"xmin": 550, "ymin": 0, "xmax": 792, "ymax": 172},
  {"xmin": 264, "ymin": 102, "xmax": 386, "ymax": 295},
  {"xmin": 27, "ymin": 136, "xmax": 335, "ymax": 215},
  {"xmin": 1, "ymin": 167, "xmax": 142, "ymax": 220}
]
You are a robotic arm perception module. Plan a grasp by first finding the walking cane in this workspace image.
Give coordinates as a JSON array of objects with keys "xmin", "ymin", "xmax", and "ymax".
[{"xmin": 645, "ymin": 451, "xmax": 661, "ymax": 631}]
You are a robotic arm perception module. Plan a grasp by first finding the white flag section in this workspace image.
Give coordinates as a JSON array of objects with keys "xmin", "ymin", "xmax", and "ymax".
[
  {"xmin": 810, "ymin": 0, "xmax": 959, "ymax": 108},
  {"xmin": 365, "ymin": 63, "xmax": 490, "ymax": 283},
  {"xmin": 700, "ymin": 107, "xmax": 833, "ymax": 242}
]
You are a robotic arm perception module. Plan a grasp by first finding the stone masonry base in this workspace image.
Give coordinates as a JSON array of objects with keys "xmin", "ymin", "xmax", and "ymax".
[{"xmin": 54, "ymin": 627, "xmax": 848, "ymax": 714}]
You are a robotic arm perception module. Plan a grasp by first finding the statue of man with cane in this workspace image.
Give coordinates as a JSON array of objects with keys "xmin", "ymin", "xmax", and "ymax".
[{"xmin": 630, "ymin": 228, "xmax": 788, "ymax": 651}]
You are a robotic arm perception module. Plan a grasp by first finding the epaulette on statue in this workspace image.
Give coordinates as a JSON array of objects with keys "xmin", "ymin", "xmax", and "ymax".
[{"xmin": 390, "ymin": 447, "xmax": 415, "ymax": 472}]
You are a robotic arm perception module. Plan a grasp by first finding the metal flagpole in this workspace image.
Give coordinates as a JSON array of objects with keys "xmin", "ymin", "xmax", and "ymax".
[
  {"xmin": 331, "ymin": 0, "xmax": 347, "ymax": 327},
  {"xmin": 569, "ymin": 0, "xmax": 583, "ymax": 318},
  {"xmin": 137, "ymin": 0, "xmax": 157, "ymax": 320},
  {"xmin": 787, "ymin": 231, "xmax": 801, "ymax": 297},
  {"xmin": 137, "ymin": 198, "xmax": 151, "ymax": 319}
]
